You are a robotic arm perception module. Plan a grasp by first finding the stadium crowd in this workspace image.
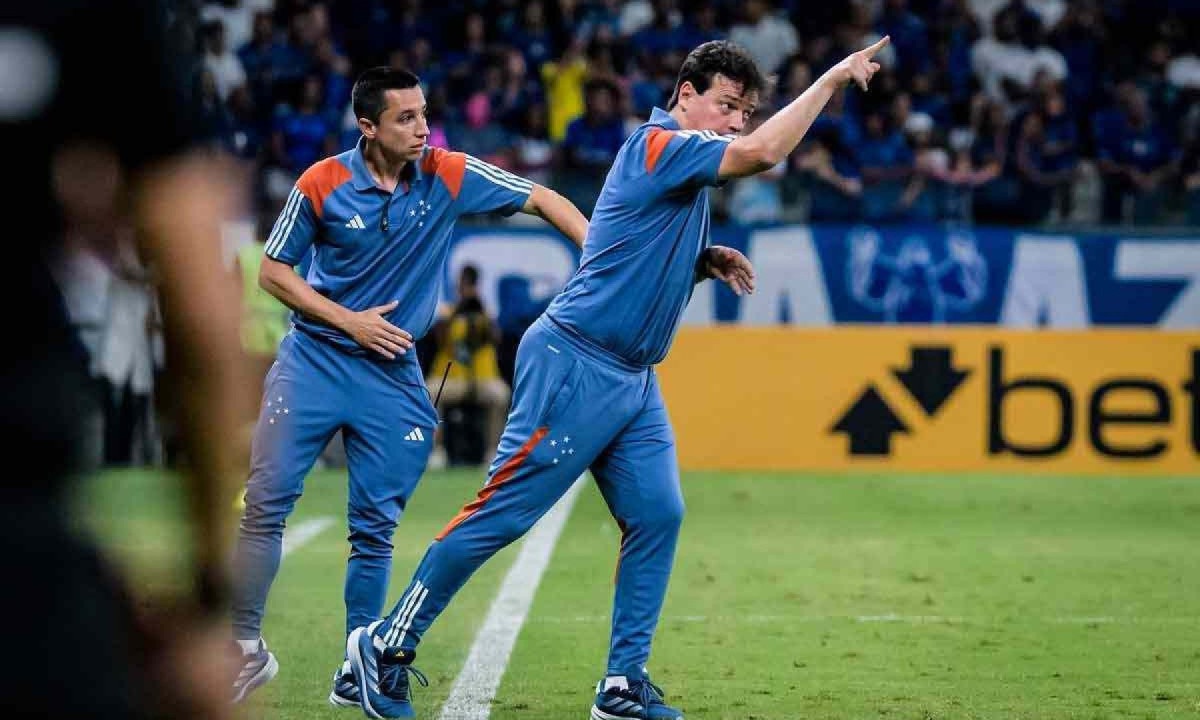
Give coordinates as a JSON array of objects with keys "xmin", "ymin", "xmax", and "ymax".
[
  {"xmin": 191, "ymin": 0, "xmax": 1200, "ymax": 227},
  {"xmin": 63, "ymin": 0, "xmax": 1200, "ymax": 469}
]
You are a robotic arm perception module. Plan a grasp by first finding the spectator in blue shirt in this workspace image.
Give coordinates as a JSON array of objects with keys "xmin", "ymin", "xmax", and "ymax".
[
  {"xmin": 198, "ymin": 69, "xmax": 235, "ymax": 151},
  {"xmin": 805, "ymin": 74, "xmax": 863, "ymax": 149},
  {"xmin": 1037, "ymin": 85, "xmax": 1079, "ymax": 214},
  {"xmin": 1050, "ymin": 1, "xmax": 1105, "ymax": 110},
  {"xmin": 1138, "ymin": 40, "xmax": 1178, "ymax": 118},
  {"xmin": 1091, "ymin": 81, "xmax": 1136, "ymax": 157},
  {"xmin": 513, "ymin": 0, "xmax": 557, "ymax": 69},
  {"xmin": 239, "ymin": 10, "xmax": 292, "ymax": 111},
  {"xmin": 226, "ymin": 86, "xmax": 266, "ymax": 162},
  {"xmin": 934, "ymin": 0, "xmax": 980, "ymax": 104},
  {"xmin": 1097, "ymin": 88, "xmax": 1179, "ymax": 222},
  {"xmin": 577, "ymin": 0, "xmax": 623, "ymax": 42},
  {"xmin": 273, "ymin": 8, "xmax": 320, "ymax": 87},
  {"xmin": 1015, "ymin": 112, "xmax": 1068, "ymax": 222},
  {"xmin": 968, "ymin": 98, "xmax": 1021, "ymax": 224},
  {"xmin": 403, "ymin": 37, "xmax": 445, "ymax": 97},
  {"xmin": 910, "ymin": 72, "xmax": 951, "ymax": 127},
  {"xmin": 629, "ymin": 52, "xmax": 681, "ymax": 118},
  {"xmin": 681, "ymin": 2, "xmax": 726, "ymax": 47},
  {"xmin": 270, "ymin": 73, "xmax": 338, "ymax": 177},
  {"xmin": 796, "ymin": 127, "xmax": 863, "ymax": 222},
  {"xmin": 564, "ymin": 81, "xmax": 625, "ymax": 160},
  {"xmin": 444, "ymin": 12, "xmax": 491, "ymax": 99},
  {"xmin": 1039, "ymin": 86, "xmax": 1079, "ymax": 172},
  {"xmin": 859, "ymin": 109, "xmax": 919, "ymax": 221},
  {"xmin": 1181, "ymin": 138, "xmax": 1200, "ymax": 226},
  {"xmin": 494, "ymin": 48, "xmax": 544, "ymax": 133},
  {"xmin": 313, "ymin": 34, "xmax": 352, "ymax": 127},
  {"xmin": 631, "ymin": 1, "xmax": 692, "ymax": 59},
  {"xmin": 561, "ymin": 78, "xmax": 627, "ymax": 213},
  {"xmin": 877, "ymin": 0, "xmax": 931, "ymax": 80},
  {"xmin": 449, "ymin": 84, "xmax": 515, "ymax": 168}
]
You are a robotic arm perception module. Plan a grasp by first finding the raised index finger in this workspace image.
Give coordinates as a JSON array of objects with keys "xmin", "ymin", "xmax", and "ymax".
[{"xmin": 860, "ymin": 35, "xmax": 890, "ymax": 59}]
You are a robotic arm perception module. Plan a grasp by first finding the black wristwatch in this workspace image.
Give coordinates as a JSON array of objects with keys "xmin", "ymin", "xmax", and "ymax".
[{"xmin": 694, "ymin": 247, "xmax": 718, "ymax": 283}]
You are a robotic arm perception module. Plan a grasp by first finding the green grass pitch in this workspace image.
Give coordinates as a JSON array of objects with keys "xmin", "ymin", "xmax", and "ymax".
[{"xmin": 80, "ymin": 468, "xmax": 1199, "ymax": 719}]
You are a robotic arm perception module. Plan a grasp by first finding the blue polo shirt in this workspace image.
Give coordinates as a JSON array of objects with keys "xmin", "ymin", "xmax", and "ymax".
[
  {"xmin": 546, "ymin": 107, "xmax": 732, "ymax": 366},
  {"xmin": 265, "ymin": 138, "xmax": 533, "ymax": 365}
]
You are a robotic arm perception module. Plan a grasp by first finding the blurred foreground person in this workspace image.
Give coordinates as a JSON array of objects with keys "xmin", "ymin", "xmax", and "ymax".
[{"xmin": 1, "ymin": 1, "xmax": 248, "ymax": 717}]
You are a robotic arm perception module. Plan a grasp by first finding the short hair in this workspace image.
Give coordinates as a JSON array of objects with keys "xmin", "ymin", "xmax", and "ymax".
[
  {"xmin": 459, "ymin": 264, "xmax": 480, "ymax": 286},
  {"xmin": 668, "ymin": 41, "xmax": 767, "ymax": 109},
  {"xmin": 583, "ymin": 78, "xmax": 619, "ymax": 103},
  {"xmin": 352, "ymin": 67, "xmax": 421, "ymax": 124},
  {"xmin": 202, "ymin": 20, "xmax": 224, "ymax": 42}
]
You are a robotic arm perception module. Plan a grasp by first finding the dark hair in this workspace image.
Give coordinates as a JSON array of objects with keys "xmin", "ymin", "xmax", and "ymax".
[
  {"xmin": 459, "ymin": 264, "xmax": 480, "ymax": 286},
  {"xmin": 352, "ymin": 67, "xmax": 421, "ymax": 123},
  {"xmin": 201, "ymin": 20, "xmax": 224, "ymax": 43},
  {"xmin": 583, "ymin": 78, "xmax": 619, "ymax": 102},
  {"xmin": 668, "ymin": 41, "xmax": 767, "ymax": 109}
]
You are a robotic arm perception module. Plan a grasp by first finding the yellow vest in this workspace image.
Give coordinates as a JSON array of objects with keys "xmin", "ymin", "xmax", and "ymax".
[
  {"xmin": 431, "ymin": 312, "xmax": 501, "ymax": 383},
  {"xmin": 237, "ymin": 244, "xmax": 292, "ymax": 356},
  {"xmin": 541, "ymin": 58, "xmax": 587, "ymax": 143}
]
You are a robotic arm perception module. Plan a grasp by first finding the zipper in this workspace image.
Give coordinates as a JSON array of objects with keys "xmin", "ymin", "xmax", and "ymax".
[{"xmin": 380, "ymin": 193, "xmax": 392, "ymax": 232}]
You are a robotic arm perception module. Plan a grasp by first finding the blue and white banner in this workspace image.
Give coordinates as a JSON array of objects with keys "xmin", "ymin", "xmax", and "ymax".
[{"xmin": 448, "ymin": 224, "xmax": 1200, "ymax": 328}]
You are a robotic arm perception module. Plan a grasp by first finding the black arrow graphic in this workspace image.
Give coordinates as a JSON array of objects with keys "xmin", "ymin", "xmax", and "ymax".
[
  {"xmin": 830, "ymin": 385, "xmax": 910, "ymax": 456},
  {"xmin": 892, "ymin": 346, "xmax": 970, "ymax": 417}
]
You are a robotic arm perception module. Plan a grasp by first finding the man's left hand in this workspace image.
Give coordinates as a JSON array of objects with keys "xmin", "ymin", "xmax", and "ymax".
[{"xmin": 704, "ymin": 246, "xmax": 756, "ymax": 296}]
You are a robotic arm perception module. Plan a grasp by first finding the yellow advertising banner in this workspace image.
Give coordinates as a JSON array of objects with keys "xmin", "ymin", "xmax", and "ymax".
[{"xmin": 657, "ymin": 328, "xmax": 1198, "ymax": 475}]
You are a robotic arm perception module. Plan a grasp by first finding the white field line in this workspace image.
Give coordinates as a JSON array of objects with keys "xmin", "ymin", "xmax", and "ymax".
[
  {"xmin": 281, "ymin": 516, "xmax": 335, "ymax": 556},
  {"xmin": 438, "ymin": 477, "xmax": 585, "ymax": 720}
]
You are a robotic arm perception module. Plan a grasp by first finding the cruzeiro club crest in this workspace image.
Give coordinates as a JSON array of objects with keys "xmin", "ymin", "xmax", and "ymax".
[{"xmin": 847, "ymin": 226, "xmax": 988, "ymax": 323}]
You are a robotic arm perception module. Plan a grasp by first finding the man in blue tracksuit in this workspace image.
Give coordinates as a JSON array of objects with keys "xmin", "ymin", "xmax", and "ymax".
[
  {"xmin": 349, "ymin": 38, "xmax": 889, "ymax": 720},
  {"xmin": 229, "ymin": 67, "xmax": 587, "ymax": 705}
]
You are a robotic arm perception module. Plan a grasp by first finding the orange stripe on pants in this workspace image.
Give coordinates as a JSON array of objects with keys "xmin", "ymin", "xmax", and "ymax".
[{"xmin": 435, "ymin": 427, "xmax": 549, "ymax": 541}]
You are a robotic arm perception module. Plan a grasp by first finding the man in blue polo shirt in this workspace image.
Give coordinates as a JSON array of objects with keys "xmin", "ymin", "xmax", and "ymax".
[
  {"xmin": 230, "ymin": 67, "xmax": 587, "ymax": 705},
  {"xmin": 350, "ymin": 38, "xmax": 888, "ymax": 720}
]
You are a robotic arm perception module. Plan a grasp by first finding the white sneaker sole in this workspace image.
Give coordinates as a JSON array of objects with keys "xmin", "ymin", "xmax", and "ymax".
[
  {"xmin": 590, "ymin": 703, "xmax": 684, "ymax": 720},
  {"xmin": 232, "ymin": 652, "xmax": 279, "ymax": 704},
  {"xmin": 347, "ymin": 627, "xmax": 389, "ymax": 720},
  {"xmin": 591, "ymin": 706, "xmax": 623, "ymax": 720},
  {"xmin": 328, "ymin": 689, "xmax": 359, "ymax": 708}
]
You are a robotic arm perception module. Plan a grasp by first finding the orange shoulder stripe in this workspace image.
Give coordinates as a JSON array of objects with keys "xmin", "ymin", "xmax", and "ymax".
[
  {"xmin": 645, "ymin": 128, "xmax": 674, "ymax": 173},
  {"xmin": 296, "ymin": 157, "xmax": 353, "ymax": 219},
  {"xmin": 422, "ymin": 147, "xmax": 467, "ymax": 199}
]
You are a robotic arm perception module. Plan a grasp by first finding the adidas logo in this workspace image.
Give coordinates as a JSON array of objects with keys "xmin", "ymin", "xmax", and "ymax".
[
  {"xmin": 404, "ymin": 427, "xmax": 426, "ymax": 442},
  {"xmin": 345, "ymin": 214, "xmax": 366, "ymax": 229}
]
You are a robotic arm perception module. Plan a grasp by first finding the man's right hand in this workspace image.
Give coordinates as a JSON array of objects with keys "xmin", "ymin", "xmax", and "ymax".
[
  {"xmin": 342, "ymin": 300, "xmax": 413, "ymax": 359},
  {"xmin": 830, "ymin": 36, "xmax": 889, "ymax": 92}
]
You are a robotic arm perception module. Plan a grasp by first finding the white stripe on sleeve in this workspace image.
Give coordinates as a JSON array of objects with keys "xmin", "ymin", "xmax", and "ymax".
[
  {"xmin": 464, "ymin": 156, "xmax": 533, "ymax": 195},
  {"xmin": 676, "ymin": 129, "xmax": 735, "ymax": 143},
  {"xmin": 465, "ymin": 156, "xmax": 534, "ymax": 188},
  {"xmin": 265, "ymin": 187, "xmax": 301, "ymax": 256},
  {"xmin": 266, "ymin": 188, "xmax": 305, "ymax": 258}
]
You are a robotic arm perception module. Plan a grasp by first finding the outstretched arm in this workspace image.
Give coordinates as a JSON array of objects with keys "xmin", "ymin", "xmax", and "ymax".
[
  {"xmin": 451, "ymin": 153, "xmax": 587, "ymax": 247},
  {"xmin": 520, "ymin": 184, "xmax": 589, "ymax": 248},
  {"xmin": 719, "ymin": 37, "xmax": 890, "ymax": 180}
]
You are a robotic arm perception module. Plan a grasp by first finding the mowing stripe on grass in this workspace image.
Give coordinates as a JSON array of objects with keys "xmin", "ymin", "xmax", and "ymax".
[
  {"xmin": 282, "ymin": 516, "xmax": 335, "ymax": 556},
  {"xmin": 439, "ymin": 477, "xmax": 586, "ymax": 720}
]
